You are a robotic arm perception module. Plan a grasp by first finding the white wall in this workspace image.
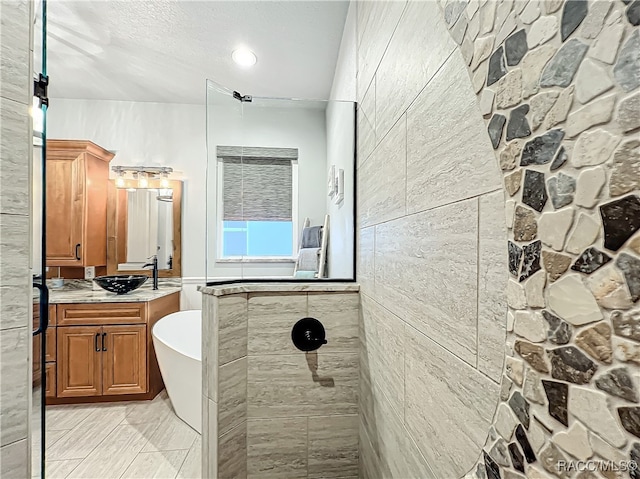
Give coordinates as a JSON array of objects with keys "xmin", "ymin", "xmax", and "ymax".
[
  {"xmin": 326, "ymin": 1, "xmax": 357, "ymax": 278},
  {"xmin": 47, "ymin": 98, "xmax": 207, "ymax": 309},
  {"xmin": 206, "ymin": 102, "xmax": 328, "ymax": 279}
]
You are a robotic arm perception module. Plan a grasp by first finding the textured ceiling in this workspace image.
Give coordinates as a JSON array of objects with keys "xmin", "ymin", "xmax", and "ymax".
[{"xmin": 42, "ymin": 1, "xmax": 349, "ymax": 104}]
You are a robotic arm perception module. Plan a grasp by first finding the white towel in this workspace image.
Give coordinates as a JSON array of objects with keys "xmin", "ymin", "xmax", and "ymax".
[{"xmin": 298, "ymin": 248, "xmax": 320, "ymax": 271}]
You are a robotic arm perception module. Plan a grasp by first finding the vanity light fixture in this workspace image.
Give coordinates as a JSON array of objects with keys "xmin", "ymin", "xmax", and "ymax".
[
  {"xmin": 232, "ymin": 47, "xmax": 257, "ymax": 68},
  {"xmin": 111, "ymin": 166, "xmax": 174, "ymax": 189}
]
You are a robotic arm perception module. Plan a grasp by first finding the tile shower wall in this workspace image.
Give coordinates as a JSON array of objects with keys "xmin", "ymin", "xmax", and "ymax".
[
  {"xmin": 0, "ymin": 0, "xmax": 32, "ymax": 477},
  {"xmin": 356, "ymin": 0, "xmax": 508, "ymax": 477},
  {"xmin": 203, "ymin": 290, "xmax": 359, "ymax": 479},
  {"xmin": 358, "ymin": 0, "xmax": 640, "ymax": 478}
]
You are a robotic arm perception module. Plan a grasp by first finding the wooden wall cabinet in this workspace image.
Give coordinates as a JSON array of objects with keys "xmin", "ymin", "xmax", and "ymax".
[
  {"xmin": 47, "ymin": 292, "xmax": 179, "ymax": 404},
  {"xmin": 46, "ymin": 140, "xmax": 114, "ymax": 267}
]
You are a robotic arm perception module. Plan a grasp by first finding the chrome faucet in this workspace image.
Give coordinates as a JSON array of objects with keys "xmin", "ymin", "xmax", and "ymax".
[{"xmin": 143, "ymin": 255, "xmax": 159, "ymax": 290}]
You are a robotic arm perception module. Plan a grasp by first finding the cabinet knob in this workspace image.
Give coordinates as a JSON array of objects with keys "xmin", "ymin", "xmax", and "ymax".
[
  {"xmin": 75, "ymin": 244, "xmax": 81, "ymax": 260},
  {"xmin": 101, "ymin": 332, "xmax": 107, "ymax": 352},
  {"xmin": 95, "ymin": 333, "xmax": 100, "ymax": 352}
]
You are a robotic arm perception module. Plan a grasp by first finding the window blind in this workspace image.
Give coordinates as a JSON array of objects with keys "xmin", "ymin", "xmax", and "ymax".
[{"xmin": 219, "ymin": 146, "xmax": 297, "ymax": 222}]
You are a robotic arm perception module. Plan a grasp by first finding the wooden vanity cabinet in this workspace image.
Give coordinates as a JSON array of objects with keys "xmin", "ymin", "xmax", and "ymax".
[
  {"xmin": 46, "ymin": 140, "xmax": 114, "ymax": 267},
  {"xmin": 48, "ymin": 292, "xmax": 179, "ymax": 404}
]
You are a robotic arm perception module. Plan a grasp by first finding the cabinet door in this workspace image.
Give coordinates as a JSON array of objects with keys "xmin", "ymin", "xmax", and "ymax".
[
  {"xmin": 45, "ymin": 363, "xmax": 56, "ymax": 399},
  {"xmin": 102, "ymin": 325, "xmax": 147, "ymax": 395},
  {"xmin": 57, "ymin": 326, "xmax": 102, "ymax": 397},
  {"xmin": 46, "ymin": 155, "xmax": 84, "ymax": 266}
]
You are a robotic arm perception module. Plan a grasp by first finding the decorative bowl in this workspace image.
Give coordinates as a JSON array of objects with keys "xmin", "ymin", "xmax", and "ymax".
[{"xmin": 93, "ymin": 275, "xmax": 148, "ymax": 295}]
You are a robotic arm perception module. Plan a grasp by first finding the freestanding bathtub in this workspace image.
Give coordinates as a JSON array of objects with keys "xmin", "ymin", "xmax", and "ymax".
[{"xmin": 152, "ymin": 310, "xmax": 202, "ymax": 433}]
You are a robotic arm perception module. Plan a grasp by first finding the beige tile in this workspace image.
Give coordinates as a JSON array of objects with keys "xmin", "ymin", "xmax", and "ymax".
[
  {"xmin": 357, "ymin": 1, "xmax": 407, "ymax": 101},
  {"xmin": 307, "ymin": 292, "xmax": 359, "ymax": 354},
  {"xmin": 357, "ymin": 80, "xmax": 376, "ymax": 166},
  {"xmin": 46, "ymin": 429, "xmax": 71, "ymax": 449},
  {"xmin": 404, "ymin": 325, "xmax": 499, "ymax": 478},
  {"xmin": 478, "ymin": 191, "xmax": 508, "ymax": 380},
  {"xmin": 0, "ymin": 1, "xmax": 30, "ymax": 105},
  {"xmin": 404, "ymin": 433, "xmax": 437, "ymax": 479},
  {"xmin": 218, "ymin": 421, "xmax": 246, "ymax": 479},
  {"xmin": 0, "ymin": 327, "xmax": 29, "ymax": 446},
  {"xmin": 0, "ymin": 438, "xmax": 28, "ymax": 478},
  {"xmin": 358, "ymin": 379, "xmax": 407, "ymax": 479},
  {"xmin": 216, "ymin": 294, "xmax": 248, "ymax": 365},
  {"xmin": 406, "ymin": 52, "xmax": 501, "ymax": 213},
  {"xmin": 176, "ymin": 435, "xmax": 202, "ymax": 479},
  {"xmin": 0, "ymin": 285, "xmax": 29, "ymax": 331},
  {"xmin": 358, "ymin": 115, "xmax": 406, "ymax": 228},
  {"xmin": 123, "ymin": 390, "xmax": 173, "ymax": 425},
  {"xmin": 122, "ymin": 450, "xmax": 189, "ymax": 479},
  {"xmin": 359, "ymin": 424, "xmax": 381, "ymax": 479},
  {"xmin": 203, "ymin": 397, "xmax": 217, "ymax": 479},
  {"xmin": 44, "ymin": 459, "xmax": 82, "ymax": 479},
  {"xmin": 247, "ymin": 352, "xmax": 358, "ymax": 418},
  {"xmin": 47, "ymin": 405, "xmax": 126, "ymax": 461},
  {"xmin": 203, "ymin": 295, "xmax": 217, "ymax": 401},
  {"xmin": 359, "ymin": 294, "xmax": 404, "ymax": 417},
  {"xmin": 218, "ymin": 357, "xmax": 247, "ymax": 435},
  {"xmin": 67, "ymin": 423, "xmax": 158, "ymax": 478},
  {"xmin": 0, "ymin": 214, "xmax": 29, "ymax": 291},
  {"xmin": 45, "ymin": 404, "xmax": 95, "ymax": 432},
  {"xmin": 247, "ymin": 417, "xmax": 307, "ymax": 479},
  {"xmin": 0, "ymin": 98, "xmax": 30, "ymax": 215},
  {"xmin": 247, "ymin": 294, "xmax": 307, "ymax": 355},
  {"xmin": 142, "ymin": 412, "xmax": 198, "ymax": 453},
  {"xmin": 375, "ymin": 0, "xmax": 456, "ymax": 139},
  {"xmin": 374, "ymin": 200, "xmax": 479, "ymax": 364},
  {"xmin": 308, "ymin": 415, "xmax": 358, "ymax": 478},
  {"xmin": 357, "ymin": 226, "xmax": 375, "ymax": 294}
]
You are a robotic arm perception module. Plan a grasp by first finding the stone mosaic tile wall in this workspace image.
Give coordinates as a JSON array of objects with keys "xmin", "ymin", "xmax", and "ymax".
[
  {"xmin": 0, "ymin": 0, "xmax": 33, "ymax": 477},
  {"xmin": 436, "ymin": 0, "xmax": 639, "ymax": 478}
]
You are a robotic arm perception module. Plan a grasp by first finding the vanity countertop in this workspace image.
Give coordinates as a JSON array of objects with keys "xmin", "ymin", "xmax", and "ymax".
[
  {"xmin": 50, "ymin": 286, "xmax": 181, "ymax": 304},
  {"xmin": 198, "ymin": 281, "xmax": 359, "ymax": 297},
  {"xmin": 45, "ymin": 279, "xmax": 182, "ymax": 304}
]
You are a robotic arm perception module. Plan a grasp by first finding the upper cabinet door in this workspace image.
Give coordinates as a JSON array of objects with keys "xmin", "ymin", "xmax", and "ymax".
[
  {"xmin": 46, "ymin": 140, "xmax": 114, "ymax": 268},
  {"xmin": 46, "ymin": 152, "xmax": 84, "ymax": 266}
]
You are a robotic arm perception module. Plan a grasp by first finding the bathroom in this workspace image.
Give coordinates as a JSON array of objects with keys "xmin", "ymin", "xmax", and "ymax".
[{"xmin": 1, "ymin": 0, "xmax": 639, "ymax": 478}]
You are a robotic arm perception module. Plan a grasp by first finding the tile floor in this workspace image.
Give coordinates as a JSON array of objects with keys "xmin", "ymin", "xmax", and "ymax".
[{"xmin": 37, "ymin": 391, "xmax": 201, "ymax": 479}]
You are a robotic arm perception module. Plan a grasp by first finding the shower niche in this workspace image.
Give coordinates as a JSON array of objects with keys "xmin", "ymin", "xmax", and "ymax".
[{"xmin": 205, "ymin": 80, "xmax": 356, "ymax": 283}]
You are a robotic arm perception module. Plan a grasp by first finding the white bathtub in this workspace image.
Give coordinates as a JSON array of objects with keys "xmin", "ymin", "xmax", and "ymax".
[{"xmin": 152, "ymin": 310, "xmax": 202, "ymax": 433}]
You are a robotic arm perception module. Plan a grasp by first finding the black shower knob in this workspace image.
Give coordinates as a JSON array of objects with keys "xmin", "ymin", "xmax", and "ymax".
[{"xmin": 291, "ymin": 317, "xmax": 327, "ymax": 352}]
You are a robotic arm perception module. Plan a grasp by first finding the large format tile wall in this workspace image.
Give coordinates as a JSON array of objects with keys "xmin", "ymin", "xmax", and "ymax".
[
  {"xmin": 356, "ymin": 1, "xmax": 507, "ymax": 477},
  {"xmin": 202, "ymin": 290, "xmax": 360, "ymax": 478},
  {"xmin": 0, "ymin": 1, "xmax": 32, "ymax": 477},
  {"xmin": 358, "ymin": 0, "xmax": 640, "ymax": 478}
]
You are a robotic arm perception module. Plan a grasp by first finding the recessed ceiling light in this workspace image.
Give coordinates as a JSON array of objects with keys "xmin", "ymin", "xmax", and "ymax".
[{"xmin": 232, "ymin": 48, "xmax": 257, "ymax": 68}]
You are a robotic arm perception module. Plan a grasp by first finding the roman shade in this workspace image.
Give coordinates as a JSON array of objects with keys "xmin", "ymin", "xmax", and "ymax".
[{"xmin": 218, "ymin": 146, "xmax": 297, "ymax": 222}]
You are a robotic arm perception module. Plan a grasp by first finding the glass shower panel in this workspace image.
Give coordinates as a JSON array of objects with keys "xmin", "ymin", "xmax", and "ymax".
[
  {"xmin": 206, "ymin": 80, "xmax": 356, "ymax": 283},
  {"xmin": 32, "ymin": 0, "xmax": 48, "ymax": 477}
]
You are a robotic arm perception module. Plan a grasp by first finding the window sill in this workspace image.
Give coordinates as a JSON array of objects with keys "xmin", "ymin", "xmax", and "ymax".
[{"xmin": 216, "ymin": 257, "xmax": 296, "ymax": 264}]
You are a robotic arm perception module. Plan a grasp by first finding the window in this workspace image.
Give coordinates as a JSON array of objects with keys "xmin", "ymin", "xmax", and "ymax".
[{"xmin": 217, "ymin": 146, "xmax": 298, "ymax": 260}]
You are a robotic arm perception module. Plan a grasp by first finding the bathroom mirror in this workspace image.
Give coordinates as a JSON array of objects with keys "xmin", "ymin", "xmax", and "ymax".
[{"xmin": 107, "ymin": 180, "xmax": 182, "ymax": 277}]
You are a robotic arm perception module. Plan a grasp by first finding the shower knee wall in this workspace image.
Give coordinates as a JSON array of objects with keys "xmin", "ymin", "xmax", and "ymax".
[{"xmin": 200, "ymin": 284, "xmax": 360, "ymax": 478}]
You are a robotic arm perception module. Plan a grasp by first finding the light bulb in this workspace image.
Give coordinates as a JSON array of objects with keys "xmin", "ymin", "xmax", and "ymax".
[
  {"xmin": 160, "ymin": 173, "xmax": 169, "ymax": 188},
  {"xmin": 138, "ymin": 172, "xmax": 148, "ymax": 188},
  {"xmin": 115, "ymin": 171, "xmax": 125, "ymax": 188}
]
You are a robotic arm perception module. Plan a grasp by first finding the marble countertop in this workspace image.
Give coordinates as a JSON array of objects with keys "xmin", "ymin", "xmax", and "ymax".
[
  {"xmin": 43, "ymin": 279, "xmax": 182, "ymax": 304},
  {"xmin": 50, "ymin": 286, "xmax": 182, "ymax": 304},
  {"xmin": 198, "ymin": 282, "xmax": 359, "ymax": 297}
]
